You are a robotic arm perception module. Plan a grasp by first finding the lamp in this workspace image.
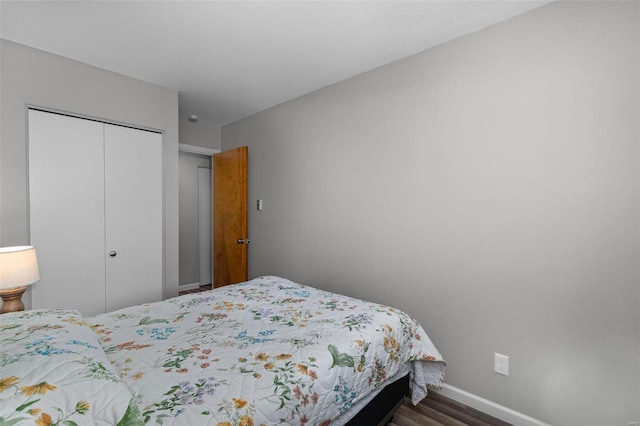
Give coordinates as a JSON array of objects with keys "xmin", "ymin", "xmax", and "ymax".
[{"xmin": 0, "ymin": 246, "xmax": 40, "ymax": 313}]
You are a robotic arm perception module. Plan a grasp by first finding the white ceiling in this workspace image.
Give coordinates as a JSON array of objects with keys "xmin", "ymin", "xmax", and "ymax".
[{"xmin": 1, "ymin": 1, "xmax": 550, "ymax": 126}]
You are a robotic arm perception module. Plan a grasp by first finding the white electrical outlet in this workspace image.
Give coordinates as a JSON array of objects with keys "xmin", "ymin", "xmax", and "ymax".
[{"xmin": 494, "ymin": 353, "xmax": 509, "ymax": 376}]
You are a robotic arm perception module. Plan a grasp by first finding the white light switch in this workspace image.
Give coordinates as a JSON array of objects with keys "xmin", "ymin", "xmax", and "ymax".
[{"xmin": 257, "ymin": 199, "xmax": 263, "ymax": 211}]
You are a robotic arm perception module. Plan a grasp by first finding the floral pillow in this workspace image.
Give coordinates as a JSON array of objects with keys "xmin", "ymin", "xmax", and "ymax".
[{"xmin": 0, "ymin": 309, "xmax": 142, "ymax": 425}]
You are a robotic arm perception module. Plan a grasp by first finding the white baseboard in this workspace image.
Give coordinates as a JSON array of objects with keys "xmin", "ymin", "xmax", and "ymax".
[
  {"xmin": 434, "ymin": 384, "xmax": 551, "ymax": 426},
  {"xmin": 178, "ymin": 282, "xmax": 201, "ymax": 291}
]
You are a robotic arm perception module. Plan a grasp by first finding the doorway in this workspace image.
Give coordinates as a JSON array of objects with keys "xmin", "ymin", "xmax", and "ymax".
[
  {"xmin": 178, "ymin": 147, "xmax": 217, "ymax": 290},
  {"xmin": 198, "ymin": 167, "xmax": 212, "ymax": 287}
]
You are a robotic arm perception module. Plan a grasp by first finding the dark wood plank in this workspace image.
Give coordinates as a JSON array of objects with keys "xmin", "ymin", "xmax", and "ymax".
[
  {"xmin": 410, "ymin": 401, "xmax": 472, "ymax": 426},
  {"xmin": 423, "ymin": 398, "xmax": 494, "ymax": 426},
  {"xmin": 394, "ymin": 404, "xmax": 446, "ymax": 426},
  {"xmin": 178, "ymin": 284, "xmax": 212, "ymax": 295},
  {"xmin": 425, "ymin": 392, "xmax": 513, "ymax": 426}
]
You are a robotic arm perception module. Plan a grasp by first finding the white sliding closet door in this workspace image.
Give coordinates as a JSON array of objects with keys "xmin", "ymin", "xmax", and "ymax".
[
  {"xmin": 29, "ymin": 110, "xmax": 163, "ymax": 316},
  {"xmin": 104, "ymin": 124, "xmax": 162, "ymax": 312},
  {"xmin": 29, "ymin": 110, "xmax": 107, "ymax": 315}
]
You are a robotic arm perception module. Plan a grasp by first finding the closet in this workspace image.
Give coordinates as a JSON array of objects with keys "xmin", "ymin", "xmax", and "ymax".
[{"xmin": 28, "ymin": 109, "xmax": 163, "ymax": 316}]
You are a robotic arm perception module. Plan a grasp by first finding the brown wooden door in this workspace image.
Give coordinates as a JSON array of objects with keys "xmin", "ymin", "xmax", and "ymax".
[{"xmin": 213, "ymin": 146, "xmax": 248, "ymax": 288}]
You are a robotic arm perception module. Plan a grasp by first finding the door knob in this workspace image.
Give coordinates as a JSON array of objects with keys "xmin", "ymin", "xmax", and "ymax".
[
  {"xmin": 236, "ymin": 239, "xmax": 251, "ymax": 245},
  {"xmin": 109, "ymin": 251, "xmax": 117, "ymax": 257}
]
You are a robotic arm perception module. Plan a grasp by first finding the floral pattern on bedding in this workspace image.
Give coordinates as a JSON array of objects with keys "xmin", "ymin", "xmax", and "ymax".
[
  {"xmin": 88, "ymin": 276, "xmax": 445, "ymax": 425},
  {"xmin": 0, "ymin": 309, "xmax": 143, "ymax": 426}
]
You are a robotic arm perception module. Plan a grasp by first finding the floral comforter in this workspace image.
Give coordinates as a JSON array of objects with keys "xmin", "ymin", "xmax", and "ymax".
[
  {"xmin": 0, "ymin": 309, "xmax": 142, "ymax": 425},
  {"xmin": 88, "ymin": 276, "xmax": 445, "ymax": 425}
]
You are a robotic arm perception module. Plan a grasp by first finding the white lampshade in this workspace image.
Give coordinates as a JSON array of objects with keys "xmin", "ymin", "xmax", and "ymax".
[{"xmin": 0, "ymin": 246, "xmax": 40, "ymax": 290}]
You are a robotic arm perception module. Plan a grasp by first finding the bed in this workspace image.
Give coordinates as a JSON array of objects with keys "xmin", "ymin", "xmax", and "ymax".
[{"xmin": 0, "ymin": 276, "xmax": 445, "ymax": 425}]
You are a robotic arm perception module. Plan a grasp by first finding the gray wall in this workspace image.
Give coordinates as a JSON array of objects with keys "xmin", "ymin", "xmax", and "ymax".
[
  {"xmin": 179, "ymin": 114, "xmax": 221, "ymax": 150},
  {"xmin": 0, "ymin": 39, "xmax": 181, "ymax": 302},
  {"xmin": 177, "ymin": 114, "xmax": 218, "ymax": 288},
  {"xmin": 222, "ymin": 2, "xmax": 640, "ymax": 425},
  {"xmin": 179, "ymin": 151, "xmax": 211, "ymax": 286}
]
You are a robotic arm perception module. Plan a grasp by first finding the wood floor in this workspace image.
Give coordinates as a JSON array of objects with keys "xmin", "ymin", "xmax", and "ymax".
[
  {"xmin": 179, "ymin": 284, "xmax": 212, "ymax": 295},
  {"xmin": 390, "ymin": 393, "xmax": 512, "ymax": 426},
  {"xmin": 179, "ymin": 286, "xmax": 511, "ymax": 426}
]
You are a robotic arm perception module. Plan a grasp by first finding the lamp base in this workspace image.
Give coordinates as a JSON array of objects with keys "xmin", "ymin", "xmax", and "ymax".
[{"xmin": 0, "ymin": 287, "xmax": 27, "ymax": 314}]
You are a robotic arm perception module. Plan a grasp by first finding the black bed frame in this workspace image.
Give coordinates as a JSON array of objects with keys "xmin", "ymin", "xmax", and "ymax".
[{"xmin": 344, "ymin": 373, "xmax": 409, "ymax": 426}]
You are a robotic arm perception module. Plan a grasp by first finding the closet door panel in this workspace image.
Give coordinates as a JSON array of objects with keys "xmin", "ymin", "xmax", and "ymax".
[
  {"xmin": 104, "ymin": 124, "xmax": 163, "ymax": 312},
  {"xmin": 29, "ymin": 110, "xmax": 106, "ymax": 316}
]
